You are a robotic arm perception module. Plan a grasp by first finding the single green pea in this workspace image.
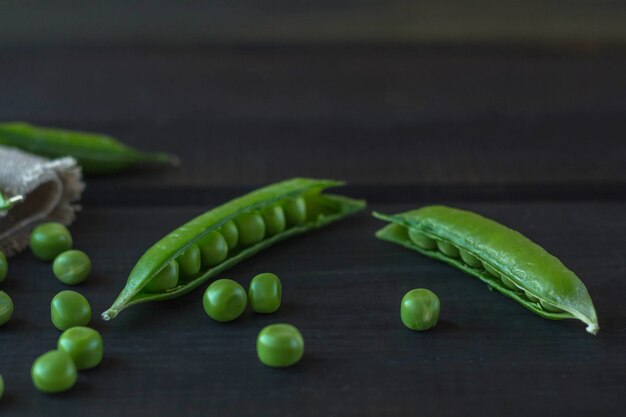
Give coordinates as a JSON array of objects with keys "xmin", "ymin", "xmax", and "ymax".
[
  {"xmin": 30, "ymin": 223, "xmax": 73, "ymax": 261},
  {"xmin": 283, "ymin": 196, "xmax": 307, "ymax": 226},
  {"xmin": 144, "ymin": 260, "xmax": 179, "ymax": 293},
  {"xmin": 220, "ymin": 220, "xmax": 239, "ymax": 250},
  {"xmin": 51, "ymin": 290, "xmax": 91, "ymax": 331},
  {"xmin": 176, "ymin": 245, "xmax": 201, "ymax": 277},
  {"xmin": 525, "ymin": 291, "xmax": 540, "ymax": 303},
  {"xmin": 482, "ymin": 263, "xmax": 500, "ymax": 278},
  {"xmin": 540, "ymin": 299, "xmax": 563, "ymax": 313},
  {"xmin": 408, "ymin": 229, "xmax": 437, "ymax": 250},
  {"xmin": 262, "ymin": 205, "xmax": 286, "ymax": 237},
  {"xmin": 459, "ymin": 249, "xmax": 482, "ymax": 268},
  {"xmin": 436, "ymin": 241, "xmax": 460, "ymax": 258},
  {"xmin": 0, "ymin": 250, "xmax": 7, "ymax": 283},
  {"xmin": 202, "ymin": 279, "xmax": 247, "ymax": 322},
  {"xmin": 248, "ymin": 273, "xmax": 282, "ymax": 313},
  {"xmin": 0, "ymin": 291, "xmax": 14, "ymax": 326},
  {"xmin": 0, "ymin": 373, "xmax": 4, "ymax": 400},
  {"xmin": 257, "ymin": 323, "xmax": 304, "ymax": 367},
  {"xmin": 57, "ymin": 326, "xmax": 103, "ymax": 370},
  {"xmin": 500, "ymin": 275, "xmax": 520, "ymax": 291},
  {"xmin": 52, "ymin": 250, "xmax": 91, "ymax": 285},
  {"xmin": 198, "ymin": 231, "xmax": 229, "ymax": 268},
  {"xmin": 235, "ymin": 212, "xmax": 266, "ymax": 247},
  {"xmin": 31, "ymin": 350, "xmax": 77, "ymax": 393},
  {"xmin": 401, "ymin": 288, "xmax": 440, "ymax": 331}
]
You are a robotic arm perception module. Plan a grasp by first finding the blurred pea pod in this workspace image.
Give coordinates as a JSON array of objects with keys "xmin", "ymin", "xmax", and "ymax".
[
  {"xmin": 0, "ymin": 122, "xmax": 179, "ymax": 175},
  {"xmin": 0, "ymin": 192, "xmax": 23, "ymax": 211}
]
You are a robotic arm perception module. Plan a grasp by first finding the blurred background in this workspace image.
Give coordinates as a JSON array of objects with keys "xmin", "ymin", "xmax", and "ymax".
[{"xmin": 1, "ymin": 1, "xmax": 625, "ymax": 198}]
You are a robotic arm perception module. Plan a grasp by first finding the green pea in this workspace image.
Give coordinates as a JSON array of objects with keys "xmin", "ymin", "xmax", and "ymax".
[
  {"xmin": 436, "ymin": 241, "xmax": 460, "ymax": 258},
  {"xmin": 52, "ymin": 250, "xmax": 91, "ymax": 285},
  {"xmin": 540, "ymin": 299, "xmax": 563, "ymax": 313},
  {"xmin": 500, "ymin": 275, "xmax": 520, "ymax": 291},
  {"xmin": 400, "ymin": 288, "xmax": 440, "ymax": 331},
  {"xmin": 31, "ymin": 350, "xmax": 77, "ymax": 393},
  {"xmin": 235, "ymin": 212, "xmax": 266, "ymax": 247},
  {"xmin": 202, "ymin": 279, "xmax": 247, "ymax": 322},
  {"xmin": 57, "ymin": 326, "xmax": 103, "ymax": 370},
  {"xmin": 144, "ymin": 260, "xmax": 179, "ymax": 293},
  {"xmin": 0, "ymin": 250, "xmax": 7, "ymax": 283},
  {"xmin": 525, "ymin": 291, "xmax": 539, "ymax": 303},
  {"xmin": 0, "ymin": 291, "xmax": 14, "ymax": 326},
  {"xmin": 219, "ymin": 220, "xmax": 239, "ymax": 250},
  {"xmin": 176, "ymin": 245, "xmax": 201, "ymax": 277},
  {"xmin": 248, "ymin": 273, "xmax": 282, "ymax": 313},
  {"xmin": 30, "ymin": 223, "xmax": 73, "ymax": 261},
  {"xmin": 283, "ymin": 196, "xmax": 307, "ymax": 226},
  {"xmin": 51, "ymin": 290, "xmax": 91, "ymax": 331},
  {"xmin": 483, "ymin": 262, "xmax": 500, "ymax": 278},
  {"xmin": 459, "ymin": 249, "xmax": 482, "ymax": 268},
  {"xmin": 257, "ymin": 323, "xmax": 304, "ymax": 367},
  {"xmin": 262, "ymin": 205, "xmax": 286, "ymax": 237},
  {"xmin": 0, "ymin": 373, "xmax": 3, "ymax": 400},
  {"xmin": 198, "ymin": 231, "xmax": 228, "ymax": 267},
  {"xmin": 408, "ymin": 229, "xmax": 437, "ymax": 250}
]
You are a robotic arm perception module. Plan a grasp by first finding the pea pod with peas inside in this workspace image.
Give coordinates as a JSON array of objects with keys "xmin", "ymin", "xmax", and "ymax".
[
  {"xmin": 373, "ymin": 206, "xmax": 599, "ymax": 334},
  {"xmin": 0, "ymin": 122, "xmax": 178, "ymax": 175},
  {"xmin": 102, "ymin": 178, "xmax": 365, "ymax": 320}
]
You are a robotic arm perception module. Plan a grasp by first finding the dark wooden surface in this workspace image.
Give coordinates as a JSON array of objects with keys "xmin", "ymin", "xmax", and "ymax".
[{"xmin": 0, "ymin": 42, "xmax": 625, "ymax": 416}]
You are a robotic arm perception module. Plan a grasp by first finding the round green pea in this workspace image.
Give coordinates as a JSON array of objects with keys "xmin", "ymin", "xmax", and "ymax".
[
  {"xmin": 31, "ymin": 350, "xmax": 77, "ymax": 393},
  {"xmin": 220, "ymin": 220, "xmax": 239, "ymax": 250},
  {"xmin": 30, "ymin": 223, "xmax": 73, "ymax": 261},
  {"xmin": 0, "ymin": 250, "xmax": 7, "ymax": 283},
  {"xmin": 57, "ymin": 326, "xmax": 103, "ymax": 370},
  {"xmin": 257, "ymin": 323, "xmax": 304, "ymax": 368},
  {"xmin": 52, "ymin": 250, "xmax": 91, "ymax": 285},
  {"xmin": 436, "ymin": 241, "xmax": 460, "ymax": 258},
  {"xmin": 235, "ymin": 212, "xmax": 266, "ymax": 247},
  {"xmin": 283, "ymin": 196, "xmax": 307, "ymax": 226},
  {"xmin": 0, "ymin": 291, "xmax": 14, "ymax": 326},
  {"xmin": 51, "ymin": 290, "xmax": 91, "ymax": 331},
  {"xmin": 262, "ymin": 205, "xmax": 286, "ymax": 237},
  {"xmin": 483, "ymin": 263, "xmax": 500, "ymax": 278},
  {"xmin": 500, "ymin": 275, "xmax": 520, "ymax": 291},
  {"xmin": 249, "ymin": 273, "xmax": 282, "ymax": 313},
  {"xmin": 202, "ymin": 279, "xmax": 247, "ymax": 322},
  {"xmin": 198, "ymin": 231, "xmax": 229, "ymax": 268},
  {"xmin": 540, "ymin": 299, "xmax": 563, "ymax": 313},
  {"xmin": 459, "ymin": 249, "xmax": 482, "ymax": 268},
  {"xmin": 176, "ymin": 245, "xmax": 201, "ymax": 277},
  {"xmin": 401, "ymin": 288, "xmax": 440, "ymax": 331},
  {"xmin": 408, "ymin": 229, "xmax": 437, "ymax": 250},
  {"xmin": 144, "ymin": 260, "xmax": 179, "ymax": 293},
  {"xmin": 525, "ymin": 291, "xmax": 540, "ymax": 303}
]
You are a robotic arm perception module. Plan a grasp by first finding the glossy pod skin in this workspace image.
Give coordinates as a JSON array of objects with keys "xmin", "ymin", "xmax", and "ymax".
[
  {"xmin": 0, "ymin": 122, "xmax": 179, "ymax": 175},
  {"xmin": 374, "ymin": 206, "xmax": 599, "ymax": 334},
  {"xmin": 102, "ymin": 178, "xmax": 365, "ymax": 320}
]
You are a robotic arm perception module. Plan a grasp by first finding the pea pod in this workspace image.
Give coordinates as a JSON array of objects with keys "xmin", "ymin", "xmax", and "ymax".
[
  {"xmin": 0, "ymin": 192, "xmax": 23, "ymax": 211},
  {"xmin": 0, "ymin": 122, "xmax": 178, "ymax": 175},
  {"xmin": 373, "ymin": 206, "xmax": 599, "ymax": 334},
  {"xmin": 103, "ymin": 178, "xmax": 365, "ymax": 320}
]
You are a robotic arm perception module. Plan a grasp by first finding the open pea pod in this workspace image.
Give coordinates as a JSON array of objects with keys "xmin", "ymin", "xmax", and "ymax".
[
  {"xmin": 374, "ymin": 206, "xmax": 599, "ymax": 334},
  {"xmin": 0, "ymin": 122, "xmax": 178, "ymax": 175},
  {"xmin": 103, "ymin": 178, "xmax": 365, "ymax": 320}
]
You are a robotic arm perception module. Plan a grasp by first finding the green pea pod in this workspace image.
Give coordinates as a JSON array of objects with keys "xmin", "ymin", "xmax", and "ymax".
[
  {"xmin": 0, "ymin": 192, "xmax": 24, "ymax": 211},
  {"xmin": 0, "ymin": 122, "xmax": 178, "ymax": 175},
  {"xmin": 103, "ymin": 178, "xmax": 365, "ymax": 320},
  {"xmin": 373, "ymin": 206, "xmax": 599, "ymax": 334}
]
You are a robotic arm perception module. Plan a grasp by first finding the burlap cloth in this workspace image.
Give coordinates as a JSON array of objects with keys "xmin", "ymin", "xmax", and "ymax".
[{"xmin": 0, "ymin": 145, "xmax": 84, "ymax": 257}]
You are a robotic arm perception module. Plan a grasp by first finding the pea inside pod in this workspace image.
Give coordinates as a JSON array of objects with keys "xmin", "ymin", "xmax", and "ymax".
[
  {"xmin": 374, "ymin": 206, "xmax": 599, "ymax": 335},
  {"xmin": 103, "ymin": 178, "xmax": 365, "ymax": 320}
]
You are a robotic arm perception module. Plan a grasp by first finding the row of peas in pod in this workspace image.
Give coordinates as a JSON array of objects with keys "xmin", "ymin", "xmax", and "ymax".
[
  {"xmin": 203, "ymin": 273, "xmax": 304, "ymax": 368},
  {"xmin": 141, "ymin": 196, "xmax": 308, "ymax": 295}
]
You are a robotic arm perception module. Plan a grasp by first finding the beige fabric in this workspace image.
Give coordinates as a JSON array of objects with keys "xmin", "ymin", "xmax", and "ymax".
[{"xmin": 0, "ymin": 145, "xmax": 84, "ymax": 257}]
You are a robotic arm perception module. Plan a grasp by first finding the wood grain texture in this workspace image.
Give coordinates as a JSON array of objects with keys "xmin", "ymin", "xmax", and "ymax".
[
  {"xmin": 1, "ymin": 45, "xmax": 625, "ymax": 188},
  {"xmin": 0, "ymin": 202, "xmax": 623, "ymax": 416}
]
